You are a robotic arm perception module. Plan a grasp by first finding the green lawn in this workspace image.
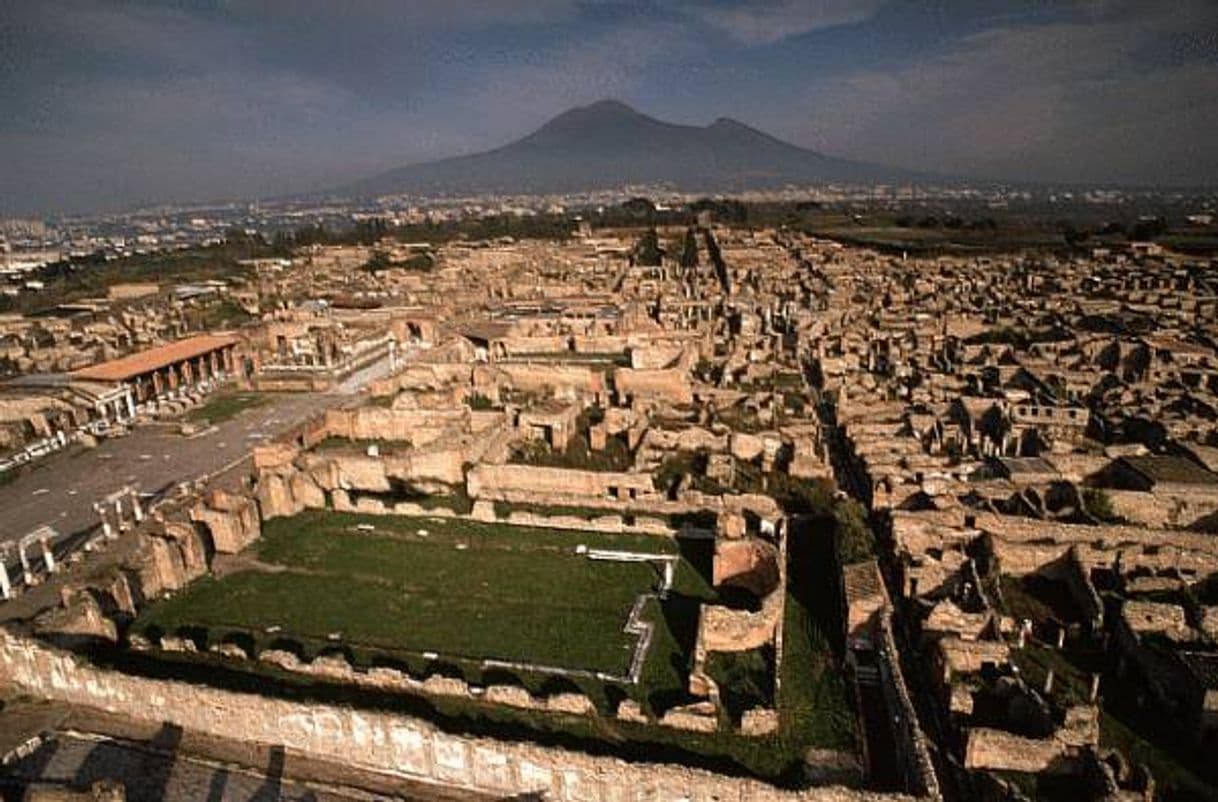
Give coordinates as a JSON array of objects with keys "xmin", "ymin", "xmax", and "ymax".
[
  {"xmin": 123, "ymin": 510, "xmax": 859, "ymax": 783},
  {"xmin": 139, "ymin": 512, "xmax": 671, "ymax": 675},
  {"xmin": 782, "ymin": 515, "xmax": 859, "ymax": 752},
  {"xmin": 185, "ymin": 392, "xmax": 268, "ymax": 424}
]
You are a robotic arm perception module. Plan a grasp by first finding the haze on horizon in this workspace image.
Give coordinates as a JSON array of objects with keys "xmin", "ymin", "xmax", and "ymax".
[{"xmin": 1, "ymin": 0, "xmax": 1216, "ymax": 217}]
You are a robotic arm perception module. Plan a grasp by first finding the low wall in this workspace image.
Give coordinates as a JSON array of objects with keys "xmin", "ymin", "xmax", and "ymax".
[
  {"xmin": 0, "ymin": 632, "xmax": 916, "ymax": 802},
  {"xmin": 480, "ymin": 363, "xmax": 606, "ymax": 397},
  {"xmin": 468, "ymin": 464, "xmax": 660, "ymax": 503},
  {"xmin": 615, "ymin": 368, "xmax": 693, "ymax": 405},
  {"xmin": 963, "ymin": 728, "xmax": 1071, "ymax": 773},
  {"xmin": 323, "ymin": 407, "xmax": 496, "ymax": 445},
  {"xmin": 976, "ymin": 514, "xmax": 1218, "ymax": 578}
]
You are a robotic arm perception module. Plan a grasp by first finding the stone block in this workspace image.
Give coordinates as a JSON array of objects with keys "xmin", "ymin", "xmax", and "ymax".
[
  {"xmin": 388, "ymin": 724, "xmax": 430, "ymax": 776},
  {"xmin": 545, "ymin": 693, "xmax": 595, "ymax": 716},
  {"xmin": 472, "ymin": 746, "xmax": 515, "ymax": 791},
  {"xmin": 431, "ymin": 736, "xmax": 471, "ymax": 785},
  {"xmin": 485, "ymin": 684, "xmax": 536, "ymax": 708}
]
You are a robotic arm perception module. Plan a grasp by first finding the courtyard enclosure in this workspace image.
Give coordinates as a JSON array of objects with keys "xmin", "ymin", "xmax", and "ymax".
[
  {"xmin": 137, "ymin": 512, "xmax": 682, "ymax": 679},
  {"xmin": 117, "ymin": 508, "xmax": 857, "ymax": 783}
]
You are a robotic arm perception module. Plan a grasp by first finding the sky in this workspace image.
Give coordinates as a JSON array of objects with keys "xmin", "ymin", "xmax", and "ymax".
[{"xmin": 1, "ymin": 0, "xmax": 1216, "ymax": 216}]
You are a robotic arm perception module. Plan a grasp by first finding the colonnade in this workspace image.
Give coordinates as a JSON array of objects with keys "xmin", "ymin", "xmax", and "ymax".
[{"xmin": 0, "ymin": 526, "xmax": 60, "ymax": 600}]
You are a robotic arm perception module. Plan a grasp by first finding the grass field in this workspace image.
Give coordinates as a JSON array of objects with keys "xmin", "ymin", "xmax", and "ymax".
[
  {"xmin": 126, "ymin": 511, "xmax": 857, "ymax": 780},
  {"xmin": 185, "ymin": 392, "xmax": 268, "ymax": 424},
  {"xmin": 138, "ymin": 512, "xmax": 681, "ymax": 675}
]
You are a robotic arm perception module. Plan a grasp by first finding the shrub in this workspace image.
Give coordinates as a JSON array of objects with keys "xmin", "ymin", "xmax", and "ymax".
[
  {"xmin": 468, "ymin": 392, "xmax": 494, "ymax": 410},
  {"xmin": 834, "ymin": 500, "xmax": 876, "ymax": 565},
  {"xmin": 1083, "ymin": 488, "xmax": 1119, "ymax": 523}
]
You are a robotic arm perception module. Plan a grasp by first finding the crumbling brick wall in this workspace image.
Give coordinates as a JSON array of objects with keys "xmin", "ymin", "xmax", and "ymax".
[{"xmin": 0, "ymin": 632, "xmax": 923, "ymax": 802}]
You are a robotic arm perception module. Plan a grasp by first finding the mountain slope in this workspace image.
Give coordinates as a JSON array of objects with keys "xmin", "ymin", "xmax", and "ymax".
[{"xmin": 345, "ymin": 100, "xmax": 923, "ymax": 197}]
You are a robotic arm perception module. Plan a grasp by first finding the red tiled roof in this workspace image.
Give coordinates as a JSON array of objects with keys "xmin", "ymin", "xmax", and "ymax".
[{"xmin": 73, "ymin": 334, "xmax": 238, "ymax": 382}]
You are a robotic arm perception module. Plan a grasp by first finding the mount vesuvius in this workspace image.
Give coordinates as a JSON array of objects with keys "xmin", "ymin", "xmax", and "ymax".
[{"xmin": 343, "ymin": 100, "xmax": 925, "ymax": 198}]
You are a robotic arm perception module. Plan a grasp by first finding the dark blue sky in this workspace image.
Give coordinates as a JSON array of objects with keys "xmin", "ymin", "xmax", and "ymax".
[{"xmin": 2, "ymin": 0, "xmax": 1216, "ymax": 215}]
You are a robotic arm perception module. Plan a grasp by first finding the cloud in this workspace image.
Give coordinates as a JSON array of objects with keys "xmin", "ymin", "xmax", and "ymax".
[
  {"xmin": 679, "ymin": 0, "xmax": 884, "ymax": 44},
  {"xmin": 780, "ymin": 1, "xmax": 1218, "ymax": 184},
  {"xmin": 2, "ymin": 0, "xmax": 1216, "ymax": 214},
  {"xmin": 228, "ymin": 0, "xmax": 582, "ymax": 30}
]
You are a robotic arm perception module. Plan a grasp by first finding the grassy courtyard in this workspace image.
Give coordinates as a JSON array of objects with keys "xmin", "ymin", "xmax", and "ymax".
[
  {"xmin": 138, "ymin": 512, "xmax": 682, "ymax": 676},
  {"xmin": 127, "ymin": 510, "xmax": 856, "ymax": 783}
]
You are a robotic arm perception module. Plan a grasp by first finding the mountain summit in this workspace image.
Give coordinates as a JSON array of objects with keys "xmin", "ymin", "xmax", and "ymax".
[{"xmin": 345, "ymin": 100, "xmax": 919, "ymax": 198}]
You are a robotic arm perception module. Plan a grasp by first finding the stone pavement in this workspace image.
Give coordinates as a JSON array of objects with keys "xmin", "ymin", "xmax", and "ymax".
[{"xmin": 0, "ymin": 391, "xmax": 341, "ymax": 547}]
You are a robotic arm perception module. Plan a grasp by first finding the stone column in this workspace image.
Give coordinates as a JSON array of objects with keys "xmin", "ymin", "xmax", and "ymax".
[
  {"xmin": 125, "ymin": 391, "xmax": 136, "ymax": 419},
  {"xmin": 95, "ymin": 503, "xmax": 114, "ymax": 539},
  {"xmin": 18, "ymin": 542, "xmax": 33, "ymax": 585},
  {"xmin": 0, "ymin": 558, "xmax": 11, "ymax": 600},
  {"xmin": 114, "ymin": 497, "xmax": 128, "ymax": 532},
  {"xmin": 132, "ymin": 492, "xmax": 144, "ymax": 523},
  {"xmin": 40, "ymin": 536, "xmax": 56, "ymax": 574}
]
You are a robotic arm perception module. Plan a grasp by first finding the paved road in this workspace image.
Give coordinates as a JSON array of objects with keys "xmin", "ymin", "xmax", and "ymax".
[
  {"xmin": 0, "ymin": 391, "xmax": 338, "ymax": 545},
  {"xmin": 0, "ymin": 353, "xmax": 403, "ymax": 547}
]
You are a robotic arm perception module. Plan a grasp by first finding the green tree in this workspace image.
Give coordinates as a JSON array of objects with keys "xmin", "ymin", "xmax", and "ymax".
[
  {"xmin": 634, "ymin": 227, "xmax": 663, "ymax": 267},
  {"xmin": 363, "ymin": 250, "xmax": 391, "ymax": 273},
  {"xmin": 1130, "ymin": 216, "xmax": 1168, "ymax": 241},
  {"xmin": 680, "ymin": 227, "xmax": 699, "ymax": 268}
]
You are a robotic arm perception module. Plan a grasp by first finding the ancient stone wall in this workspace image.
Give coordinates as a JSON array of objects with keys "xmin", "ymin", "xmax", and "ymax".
[
  {"xmin": 380, "ymin": 363, "xmax": 473, "ymax": 394},
  {"xmin": 875, "ymin": 612, "xmax": 942, "ymax": 801},
  {"xmin": 323, "ymin": 407, "xmax": 488, "ymax": 446},
  {"xmin": 973, "ymin": 513, "xmax": 1218, "ymax": 578},
  {"xmin": 713, "ymin": 539, "xmax": 781, "ymax": 597},
  {"xmin": 0, "ymin": 633, "xmax": 918, "ymax": 802},
  {"xmin": 962, "ymin": 728, "xmax": 1071, "ymax": 773},
  {"xmin": 481, "ymin": 363, "xmax": 607, "ymax": 397},
  {"xmin": 1105, "ymin": 490, "xmax": 1173, "ymax": 529},
  {"xmin": 468, "ymin": 464, "xmax": 660, "ymax": 504},
  {"xmin": 614, "ymin": 368, "xmax": 693, "ymax": 405},
  {"xmin": 630, "ymin": 343, "xmax": 684, "ymax": 369},
  {"xmin": 190, "ymin": 490, "xmax": 260, "ymax": 554}
]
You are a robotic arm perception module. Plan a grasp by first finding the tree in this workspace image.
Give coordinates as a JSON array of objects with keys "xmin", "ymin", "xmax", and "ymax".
[
  {"xmin": 621, "ymin": 197, "xmax": 656, "ymax": 219},
  {"xmin": 634, "ymin": 227, "xmax": 663, "ymax": 266},
  {"xmin": 680, "ymin": 227, "xmax": 699, "ymax": 268},
  {"xmin": 1130, "ymin": 216, "xmax": 1168, "ymax": 242},
  {"xmin": 363, "ymin": 250, "xmax": 391, "ymax": 273}
]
